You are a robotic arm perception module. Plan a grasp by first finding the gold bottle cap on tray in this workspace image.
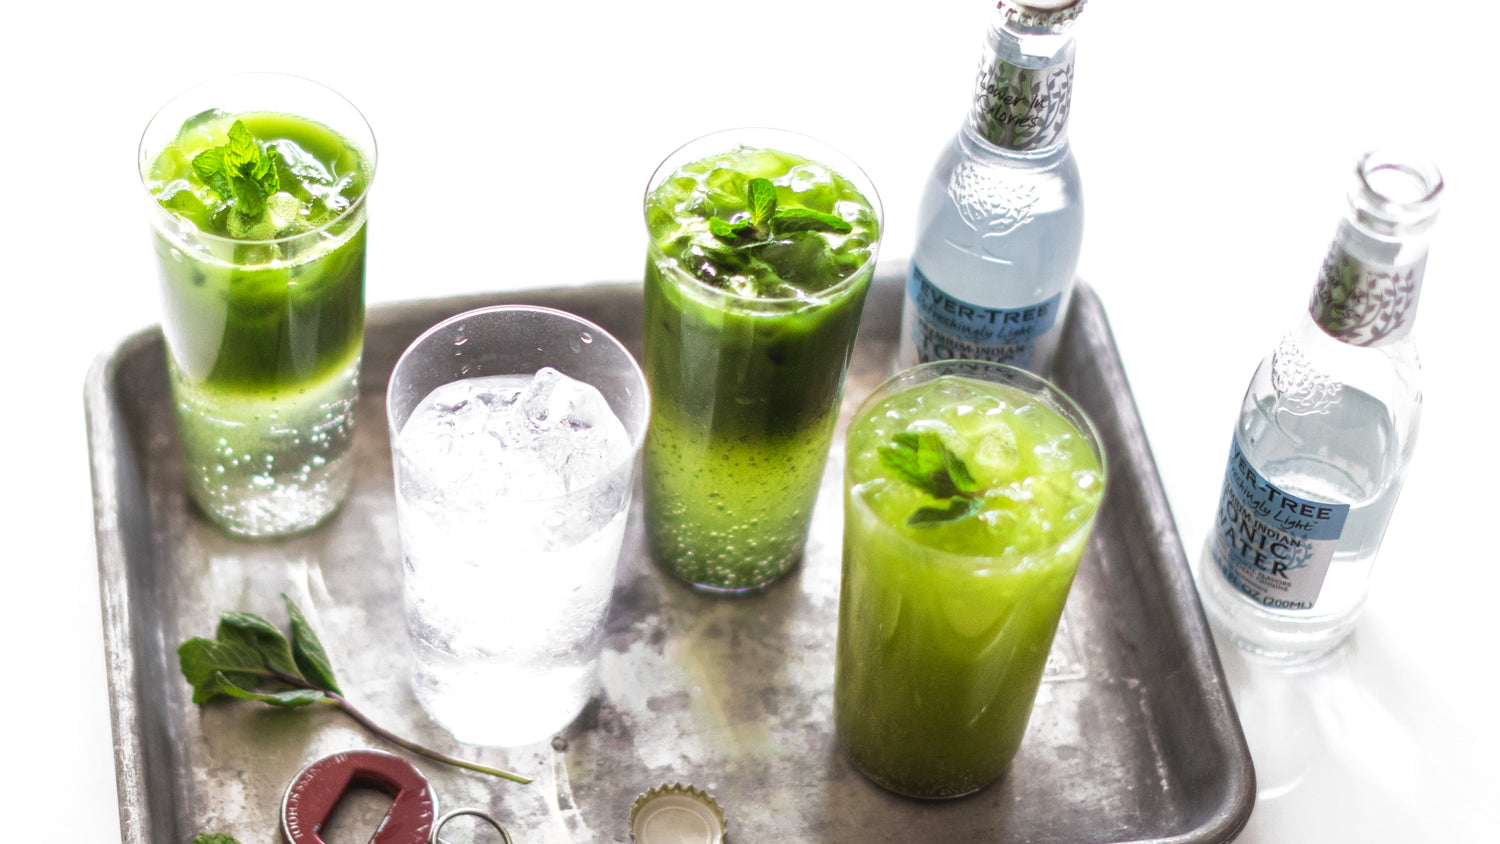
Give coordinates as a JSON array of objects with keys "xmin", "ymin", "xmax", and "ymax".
[{"xmin": 628, "ymin": 783, "xmax": 728, "ymax": 844}]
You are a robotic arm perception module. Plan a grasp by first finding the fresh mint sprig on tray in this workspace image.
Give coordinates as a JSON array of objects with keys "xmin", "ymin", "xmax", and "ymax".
[
  {"xmin": 191, "ymin": 119, "xmax": 280, "ymax": 217},
  {"xmin": 177, "ymin": 595, "xmax": 531, "ymax": 784},
  {"xmin": 878, "ymin": 431, "xmax": 985, "ymax": 527}
]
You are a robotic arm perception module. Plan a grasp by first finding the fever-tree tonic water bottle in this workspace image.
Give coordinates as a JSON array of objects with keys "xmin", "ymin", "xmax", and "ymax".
[
  {"xmin": 897, "ymin": 0, "xmax": 1086, "ymax": 375},
  {"xmin": 1197, "ymin": 151, "xmax": 1442, "ymax": 661}
]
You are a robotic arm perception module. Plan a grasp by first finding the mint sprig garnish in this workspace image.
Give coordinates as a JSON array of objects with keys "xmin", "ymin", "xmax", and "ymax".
[
  {"xmin": 709, "ymin": 177, "xmax": 852, "ymax": 245},
  {"xmin": 878, "ymin": 431, "xmax": 985, "ymax": 527},
  {"xmin": 191, "ymin": 120, "xmax": 280, "ymax": 217},
  {"xmin": 178, "ymin": 596, "xmax": 531, "ymax": 784}
]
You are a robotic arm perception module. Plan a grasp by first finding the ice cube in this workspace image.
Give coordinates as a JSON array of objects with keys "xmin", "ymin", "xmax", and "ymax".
[
  {"xmin": 703, "ymin": 166, "xmax": 747, "ymax": 207},
  {"xmin": 1031, "ymin": 431, "xmax": 1081, "ymax": 473},
  {"xmin": 226, "ymin": 207, "xmax": 278, "ymax": 240},
  {"xmin": 267, "ymin": 192, "xmax": 302, "ymax": 233},
  {"xmin": 175, "ymin": 108, "xmax": 231, "ymax": 153},
  {"xmin": 972, "ymin": 420, "xmax": 1021, "ymax": 480},
  {"xmin": 517, "ymin": 367, "xmax": 632, "ymax": 491},
  {"xmin": 269, "ymin": 138, "xmax": 336, "ymax": 190},
  {"xmin": 520, "ymin": 367, "xmax": 575, "ymax": 429},
  {"xmin": 400, "ymin": 369, "xmax": 631, "ymax": 546}
]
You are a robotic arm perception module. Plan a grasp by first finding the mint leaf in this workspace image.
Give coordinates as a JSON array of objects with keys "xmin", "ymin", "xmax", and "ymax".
[
  {"xmin": 191, "ymin": 120, "xmax": 279, "ymax": 218},
  {"xmin": 213, "ymin": 674, "xmax": 327, "ymax": 708},
  {"xmin": 880, "ymin": 431, "xmax": 959, "ymax": 497},
  {"xmin": 177, "ymin": 636, "xmax": 268, "ymax": 704},
  {"xmin": 878, "ymin": 430, "xmax": 986, "ymax": 527},
  {"xmin": 909, "ymin": 497, "xmax": 983, "ymax": 528},
  {"xmin": 225, "ymin": 120, "xmax": 260, "ymax": 170},
  {"xmin": 747, "ymin": 178, "xmax": 777, "ymax": 228},
  {"xmin": 943, "ymin": 444, "xmax": 979, "ymax": 495},
  {"xmin": 195, "ymin": 835, "xmax": 242, "ymax": 844},
  {"xmin": 218, "ymin": 611, "xmax": 301, "ymax": 679},
  {"xmin": 190, "ymin": 148, "xmax": 234, "ymax": 205},
  {"xmin": 285, "ymin": 595, "xmax": 340, "ymax": 694},
  {"xmin": 771, "ymin": 206, "xmax": 852, "ymax": 235},
  {"xmin": 705, "ymin": 173, "xmax": 854, "ymax": 258},
  {"xmin": 708, "ymin": 216, "xmax": 756, "ymax": 243}
]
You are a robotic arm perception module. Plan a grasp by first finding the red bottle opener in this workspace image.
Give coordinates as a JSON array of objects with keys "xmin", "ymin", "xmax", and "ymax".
[{"xmin": 281, "ymin": 749, "xmax": 438, "ymax": 844}]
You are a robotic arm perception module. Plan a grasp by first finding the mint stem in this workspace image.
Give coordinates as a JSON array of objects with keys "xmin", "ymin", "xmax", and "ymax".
[{"xmin": 267, "ymin": 668, "xmax": 532, "ymax": 784}]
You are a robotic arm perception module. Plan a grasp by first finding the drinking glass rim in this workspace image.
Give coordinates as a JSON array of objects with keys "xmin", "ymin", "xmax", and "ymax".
[
  {"xmin": 388, "ymin": 304, "xmax": 651, "ymax": 505},
  {"xmin": 138, "ymin": 71, "xmax": 378, "ymax": 248},
  {"xmin": 642, "ymin": 126, "xmax": 884, "ymax": 307},
  {"xmin": 846, "ymin": 359, "xmax": 1108, "ymax": 563}
]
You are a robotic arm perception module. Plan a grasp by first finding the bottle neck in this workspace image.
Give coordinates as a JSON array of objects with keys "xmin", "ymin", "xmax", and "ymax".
[
  {"xmin": 1308, "ymin": 151, "xmax": 1441, "ymax": 348},
  {"xmin": 1308, "ymin": 236, "xmax": 1426, "ymax": 348},
  {"xmin": 968, "ymin": 20, "xmax": 1077, "ymax": 152}
]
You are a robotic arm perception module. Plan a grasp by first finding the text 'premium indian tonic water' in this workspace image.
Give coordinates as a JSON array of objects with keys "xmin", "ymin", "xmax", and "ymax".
[
  {"xmin": 1197, "ymin": 151, "xmax": 1441, "ymax": 660},
  {"xmin": 897, "ymin": 0, "xmax": 1086, "ymax": 375}
]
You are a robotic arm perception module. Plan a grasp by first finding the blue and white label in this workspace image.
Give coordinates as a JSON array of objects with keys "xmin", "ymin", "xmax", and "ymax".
[
  {"xmin": 1208, "ymin": 435, "xmax": 1350, "ymax": 611},
  {"xmin": 905, "ymin": 264, "xmax": 1061, "ymax": 368}
]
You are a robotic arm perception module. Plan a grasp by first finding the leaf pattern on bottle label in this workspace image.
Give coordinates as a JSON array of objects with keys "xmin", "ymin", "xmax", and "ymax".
[
  {"xmin": 970, "ymin": 52, "xmax": 1074, "ymax": 151},
  {"xmin": 1308, "ymin": 247, "xmax": 1422, "ymax": 347}
]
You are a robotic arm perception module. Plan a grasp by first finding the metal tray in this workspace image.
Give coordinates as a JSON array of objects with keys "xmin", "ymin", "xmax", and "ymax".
[{"xmin": 87, "ymin": 265, "xmax": 1254, "ymax": 843}]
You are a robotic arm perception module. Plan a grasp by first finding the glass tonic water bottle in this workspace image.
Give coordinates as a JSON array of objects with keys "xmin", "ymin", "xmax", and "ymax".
[
  {"xmin": 1197, "ymin": 150, "xmax": 1442, "ymax": 660},
  {"xmin": 897, "ymin": 0, "xmax": 1086, "ymax": 375}
]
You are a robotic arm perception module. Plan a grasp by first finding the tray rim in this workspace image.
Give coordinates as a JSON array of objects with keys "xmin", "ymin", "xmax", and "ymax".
[
  {"xmin": 1062, "ymin": 280, "xmax": 1257, "ymax": 842},
  {"xmin": 85, "ymin": 265, "xmax": 1256, "ymax": 843}
]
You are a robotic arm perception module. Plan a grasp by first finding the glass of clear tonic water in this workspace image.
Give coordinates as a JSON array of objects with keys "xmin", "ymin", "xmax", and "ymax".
[
  {"xmin": 140, "ymin": 73, "xmax": 376, "ymax": 538},
  {"xmin": 386, "ymin": 305, "xmax": 649, "ymax": 746}
]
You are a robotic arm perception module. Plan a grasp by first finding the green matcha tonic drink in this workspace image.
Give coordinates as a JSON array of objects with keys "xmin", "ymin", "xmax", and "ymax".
[
  {"xmin": 642, "ymin": 128, "xmax": 882, "ymax": 592},
  {"xmin": 140, "ymin": 74, "xmax": 375, "ymax": 537},
  {"xmin": 835, "ymin": 361, "xmax": 1106, "ymax": 798}
]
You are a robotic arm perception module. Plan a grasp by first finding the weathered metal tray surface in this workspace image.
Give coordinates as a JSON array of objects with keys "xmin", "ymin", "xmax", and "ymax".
[{"xmin": 88, "ymin": 266, "xmax": 1254, "ymax": 843}]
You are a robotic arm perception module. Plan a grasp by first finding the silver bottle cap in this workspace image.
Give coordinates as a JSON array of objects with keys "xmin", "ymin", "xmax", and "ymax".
[
  {"xmin": 628, "ymin": 783, "xmax": 728, "ymax": 844},
  {"xmin": 999, "ymin": 0, "xmax": 1087, "ymax": 28}
]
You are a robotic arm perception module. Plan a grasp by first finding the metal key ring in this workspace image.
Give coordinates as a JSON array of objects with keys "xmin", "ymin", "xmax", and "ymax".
[{"xmin": 429, "ymin": 807, "xmax": 514, "ymax": 844}]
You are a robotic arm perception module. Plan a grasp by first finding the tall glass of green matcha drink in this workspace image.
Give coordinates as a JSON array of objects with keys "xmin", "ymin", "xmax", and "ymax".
[
  {"xmin": 140, "ymin": 74, "xmax": 375, "ymax": 537},
  {"xmin": 642, "ymin": 128, "xmax": 882, "ymax": 593},
  {"xmin": 835, "ymin": 361, "xmax": 1106, "ymax": 798}
]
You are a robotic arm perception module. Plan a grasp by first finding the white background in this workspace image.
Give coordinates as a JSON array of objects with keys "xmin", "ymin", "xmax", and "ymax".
[{"xmin": 3, "ymin": 0, "xmax": 1495, "ymax": 840}]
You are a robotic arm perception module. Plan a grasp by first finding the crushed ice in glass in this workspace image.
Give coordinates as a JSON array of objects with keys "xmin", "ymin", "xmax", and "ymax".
[{"xmin": 397, "ymin": 367, "xmax": 632, "ymax": 514}]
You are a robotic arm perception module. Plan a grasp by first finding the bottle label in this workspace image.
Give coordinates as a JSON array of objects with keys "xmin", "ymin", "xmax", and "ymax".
[
  {"xmin": 1309, "ymin": 245, "xmax": 1424, "ymax": 347},
  {"xmin": 971, "ymin": 51, "xmax": 1074, "ymax": 150},
  {"xmin": 904, "ymin": 263, "xmax": 1061, "ymax": 367},
  {"xmin": 1208, "ymin": 435, "xmax": 1351, "ymax": 611}
]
